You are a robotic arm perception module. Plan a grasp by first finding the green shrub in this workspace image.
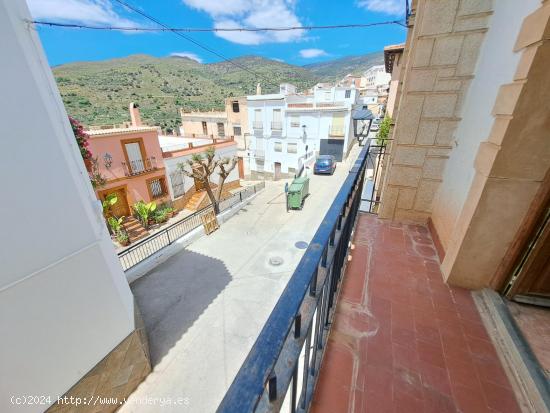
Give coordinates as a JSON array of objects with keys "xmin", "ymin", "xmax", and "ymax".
[{"xmin": 376, "ymin": 116, "xmax": 392, "ymax": 146}]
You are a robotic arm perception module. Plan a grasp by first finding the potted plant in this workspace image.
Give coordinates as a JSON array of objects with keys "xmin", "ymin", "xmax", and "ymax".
[
  {"xmin": 154, "ymin": 209, "xmax": 169, "ymax": 224},
  {"xmin": 116, "ymin": 230, "xmax": 130, "ymax": 246},
  {"xmin": 102, "ymin": 194, "xmax": 118, "ymax": 217},
  {"xmin": 133, "ymin": 201, "xmax": 157, "ymax": 229},
  {"xmin": 107, "ymin": 215, "xmax": 124, "ymax": 236}
]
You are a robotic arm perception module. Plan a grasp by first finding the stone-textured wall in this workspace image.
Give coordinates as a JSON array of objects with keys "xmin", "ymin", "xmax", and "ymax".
[
  {"xmin": 441, "ymin": 0, "xmax": 550, "ymax": 288},
  {"xmin": 379, "ymin": 0, "xmax": 493, "ymax": 222}
]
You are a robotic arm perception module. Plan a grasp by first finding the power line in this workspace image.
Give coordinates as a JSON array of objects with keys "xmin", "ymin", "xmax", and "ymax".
[
  {"xmin": 111, "ymin": 0, "xmax": 282, "ymax": 89},
  {"xmin": 31, "ymin": 20, "xmax": 407, "ymax": 31}
]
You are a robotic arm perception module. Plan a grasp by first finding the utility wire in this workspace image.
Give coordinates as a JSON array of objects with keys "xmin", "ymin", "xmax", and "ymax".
[
  {"xmin": 31, "ymin": 20, "xmax": 407, "ymax": 31},
  {"xmin": 32, "ymin": 1, "xmax": 406, "ymax": 90},
  {"xmin": 111, "ymin": 0, "xmax": 282, "ymax": 89}
]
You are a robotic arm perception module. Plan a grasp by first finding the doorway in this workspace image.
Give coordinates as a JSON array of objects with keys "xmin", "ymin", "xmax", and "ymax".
[
  {"xmin": 99, "ymin": 186, "xmax": 130, "ymax": 217},
  {"xmin": 274, "ymin": 162, "xmax": 281, "ymax": 181},
  {"xmin": 505, "ymin": 207, "xmax": 550, "ymax": 306}
]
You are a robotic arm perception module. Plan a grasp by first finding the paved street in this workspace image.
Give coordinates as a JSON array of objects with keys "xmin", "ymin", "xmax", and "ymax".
[{"xmin": 121, "ymin": 143, "xmax": 362, "ymax": 412}]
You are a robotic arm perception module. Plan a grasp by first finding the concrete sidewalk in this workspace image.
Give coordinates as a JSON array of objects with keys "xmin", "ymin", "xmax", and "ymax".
[{"xmin": 120, "ymin": 143, "xmax": 362, "ymax": 412}]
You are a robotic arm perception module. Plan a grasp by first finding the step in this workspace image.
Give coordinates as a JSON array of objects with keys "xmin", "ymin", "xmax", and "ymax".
[{"xmin": 474, "ymin": 289, "xmax": 550, "ymax": 413}]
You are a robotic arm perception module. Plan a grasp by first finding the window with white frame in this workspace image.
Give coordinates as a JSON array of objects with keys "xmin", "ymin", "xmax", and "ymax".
[
  {"xmin": 345, "ymin": 90, "xmax": 351, "ymax": 98},
  {"xmin": 290, "ymin": 114, "xmax": 300, "ymax": 127},
  {"xmin": 330, "ymin": 113, "xmax": 345, "ymax": 137},
  {"xmin": 274, "ymin": 142, "xmax": 283, "ymax": 152},
  {"xmin": 287, "ymin": 143, "xmax": 297, "ymax": 154},
  {"xmin": 233, "ymin": 126, "xmax": 242, "ymax": 136}
]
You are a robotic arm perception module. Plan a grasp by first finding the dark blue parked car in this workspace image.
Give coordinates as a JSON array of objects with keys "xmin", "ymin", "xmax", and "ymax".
[{"xmin": 314, "ymin": 155, "xmax": 336, "ymax": 175}]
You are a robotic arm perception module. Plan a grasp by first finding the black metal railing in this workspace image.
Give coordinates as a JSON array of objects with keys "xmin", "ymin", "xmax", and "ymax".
[
  {"xmin": 271, "ymin": 121, "xmax": 282, "ymax": 131},
  {"xmin": 118, "ymin": 182, "xmax": 265, "ymax": 271},
  {"xmin": 361, "ymin": 142, "xmax": 388, "ymax": 213},
  {"xmin": 217, "ymin": 144, "xmax": 370, "ymax": 413},
  {"xmin": 121, "ymin": 156, "xmax": 157, "ymax": 176}
]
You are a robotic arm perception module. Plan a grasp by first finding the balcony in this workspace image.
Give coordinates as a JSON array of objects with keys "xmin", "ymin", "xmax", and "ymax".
[
  {"xmin": 329, "ymin": 128, "xmax": 345, "ymax": 137},
  {"xmin": 271, "ymin": 121, "xmax": 282, "ymax": 131},
  {"xmin": 216, "ymin": 144, "xmax": 522, "ymax": 413},
  {"xmin": 121, "ymin": 156, "xmax": 157, "ymax": 176},
  {"xmin": 253, "ymin": 121, "xmax": 263, "ymax": 130},
  {"xmin": 254, "ymin": 148, "xmax": 265, "ymax": 159}
]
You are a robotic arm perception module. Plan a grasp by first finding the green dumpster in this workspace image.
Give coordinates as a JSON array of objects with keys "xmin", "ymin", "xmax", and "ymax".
[{"xmin": 287, "ymin": 176, "xmax": 310, "ymax": 210}]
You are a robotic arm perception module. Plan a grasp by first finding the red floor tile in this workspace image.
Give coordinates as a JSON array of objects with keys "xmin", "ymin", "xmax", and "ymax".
[{"xmin": 310, "ymin": 214, "xmax": 520, "ymax": 413}]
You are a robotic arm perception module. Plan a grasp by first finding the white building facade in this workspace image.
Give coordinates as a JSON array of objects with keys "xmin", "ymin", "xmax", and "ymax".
[
  {"xmin": 1, "ymin": 2, "xmax": 150, "ymax": 411},
  {"xmin": 246, "ymin": 85, "xmax": 359, "ymax": 179},
  {"xmin": 363, "ymin": 64, "xmax": 391, "ymax": 89}
]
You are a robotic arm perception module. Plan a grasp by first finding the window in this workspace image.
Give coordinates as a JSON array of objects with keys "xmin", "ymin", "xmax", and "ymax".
[
  {"xmin": 287, "ymin": 143, "xmax": 297, "ymax": 154},
  {"xmin": 217, "ymin": 122, "xmax": 225, "ymax": 137},
  {"xmin": 345, "ymin": 90, "xmax": 351, "ymax": 98},
  {"xmin": 232, "ymin": 101, "xmax": 240, "ymax": 113},
  {"xmin": 233, "ymin": 126, "xmax": 242, "ymax": 136},
  {"xmin": 324, "ymin": 92, "xmax": 331, "ymax": 101},
  {"xmin": 274, "ymin": 142, "xmax": 283, "ymax": 152},
  {"xmin": 330, "ymin": 113, "xmax": 345, "ymax": 137},
  {"xmin": 290, "ymin": 114, "xmax": 300, "ymax": 127},
  {"xmin": 202, "ymin": 121, "xmax": 208, "ymax": 135},
  {"xmin": 253, "ymin": 109, "xmax": 263, "ymax": 129},
  {"xmin": 122, "ymin": 138, "xmax": 147, "ymax": 175},
  {"xmin": 148, "ymin": 177, "xmax": 167, "ymax": 199},
  {"xmin": 272, "ymin": 109, "xmax": 282, "ymax": 130}
]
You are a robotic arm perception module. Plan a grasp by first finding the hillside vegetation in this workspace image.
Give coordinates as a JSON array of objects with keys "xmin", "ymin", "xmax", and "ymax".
[
  {"xmin": 304, "ymin": 51, "xmax": 384, "ymax": 79},
  {"xmin": 53, "ymin": 52, "xmax": 383, "ymax": 130}
]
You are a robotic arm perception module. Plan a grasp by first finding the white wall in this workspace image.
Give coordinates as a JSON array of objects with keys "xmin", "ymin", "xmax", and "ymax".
[
  {"xmin": 431, "ymin": 0, "xmax": 540, "ymax": 246},
  {"xmin": 0, "ymin": 2, "xmax": 135, "ymax": 411},
  {"xmin": 164, "ymin": 144, "xmax": 239, "ymax": 198}
]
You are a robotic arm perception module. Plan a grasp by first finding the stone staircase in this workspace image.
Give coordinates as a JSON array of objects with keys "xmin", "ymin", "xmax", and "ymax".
[
  {"xmin": 123, "ymin": 216, "xmax": 149, "ymax": 243},
  {"xmin": 185, "ymin": 191, "xmax": 208, "ymax": 211}
]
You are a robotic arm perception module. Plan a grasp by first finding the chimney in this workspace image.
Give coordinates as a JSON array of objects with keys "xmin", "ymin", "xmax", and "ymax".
[
  {"xmin": 129, "ymin": 102, "xmax": 142, "ymax": 127},
  {"xmin": 256, "ymin": 83, "xmax": 261, "ymax": 95}
]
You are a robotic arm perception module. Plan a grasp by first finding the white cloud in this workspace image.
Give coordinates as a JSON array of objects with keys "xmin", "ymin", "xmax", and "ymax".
[
  {"xmin": 182, "ymin": 0, "xmax": 305, "ymax": 45},
  {"xmin": 271, "ymin": 57, "xmax": 284, "ymax": 62},
  {"xmin": 356, "ymin": 0, "xmax": 404, "ymax": 16},
  {"xmin": 299, "ymin": 48, "xmax": 327, "ymax": 58},
  {"xmin": 26, "ymin": 0, "xmax": 137, "ymax": 26},
  {"xmin": 170, "ymin": 52, "xmax": 203, "ymax": 63}
]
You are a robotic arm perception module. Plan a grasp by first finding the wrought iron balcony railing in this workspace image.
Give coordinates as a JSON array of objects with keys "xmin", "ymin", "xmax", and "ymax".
[
  {"xmin": 217, "ymin": 144, "xmax": 369, "ymax": 413},
  {"xmin": 253, "ymin": 121, "xmax": 264, "ymax": 130},
  {"xmin": 121, "ymin": 156, "xmax": 157, "ymax": 176},
  {"xmin": 271, "ymin": 121, "xmax": 282, "ymax": 131}
]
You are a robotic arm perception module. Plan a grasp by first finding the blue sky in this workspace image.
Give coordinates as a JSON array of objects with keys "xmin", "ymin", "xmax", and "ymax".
[{"xmin": 27, "ymin": 0, "xmax": 406, "ymax": 67}]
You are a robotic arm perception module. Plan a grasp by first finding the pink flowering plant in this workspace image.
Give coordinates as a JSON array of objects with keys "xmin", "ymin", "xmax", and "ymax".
[
  {"xmin": 69, "ymin": 116, "xmax": 92, "ymax": 160},
  {"xmin": 69, "ymin": 116, "xmax": 106, "ymax": 188}
]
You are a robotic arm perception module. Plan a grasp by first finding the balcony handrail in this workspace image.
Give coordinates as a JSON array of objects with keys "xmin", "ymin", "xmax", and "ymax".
[
  {"xmin": 271, "ymin": 121, "xmax": 282, "ymax": 130},
  {"xmin": 122, "ymin": 156, "xmax": 157, "ymax": 176},
  {"xmin": 253, "ymin": 121, "xmax": 263, "ymax": 129},
  {"xmin": 217, "ymin": 145, "xmax": 369, "ymax": 413}
]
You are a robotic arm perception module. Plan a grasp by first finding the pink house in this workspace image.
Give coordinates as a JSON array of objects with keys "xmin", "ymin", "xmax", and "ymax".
[{"xmin": 86, "ymin": 103, "xmax": 169, "ymax": 219}]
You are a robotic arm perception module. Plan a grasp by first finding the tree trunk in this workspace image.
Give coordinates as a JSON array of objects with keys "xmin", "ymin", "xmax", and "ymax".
[
  {"xmin": 204, "ymin": 182, "xmax": 219, "ymax": 214},
  {"xmin": 216, "ymin": 175, "xmax": 227, "ymax": 203}
]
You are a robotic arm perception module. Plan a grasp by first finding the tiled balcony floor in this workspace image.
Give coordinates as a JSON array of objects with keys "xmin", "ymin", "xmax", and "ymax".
[{"xmin": 310, "ymin": 214, "xmax": 521, "ymax": 413}]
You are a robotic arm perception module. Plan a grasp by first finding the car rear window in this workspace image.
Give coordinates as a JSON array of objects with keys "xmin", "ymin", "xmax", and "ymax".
[{"xmin": 317, "ymin": 159, "xmax": 331, "ymax": 166}]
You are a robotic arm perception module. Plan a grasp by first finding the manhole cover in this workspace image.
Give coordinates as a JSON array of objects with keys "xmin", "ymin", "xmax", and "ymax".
[
  {"xmin": 295, "ymin": 241, "xmax": 309, "ymax": 250},
  {"xmin": 269, "ymin": 256, "xmax": 284, "ymax": 266}
]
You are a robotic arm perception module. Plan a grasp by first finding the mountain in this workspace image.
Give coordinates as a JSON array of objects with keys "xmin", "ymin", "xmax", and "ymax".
[
  {"xmin": 52, "ymin": 53, "xmax": 382, "ymax": 130},
  {"xmin": 303, "ymin": 51, "xmax": 384, "ymax": 79}
]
